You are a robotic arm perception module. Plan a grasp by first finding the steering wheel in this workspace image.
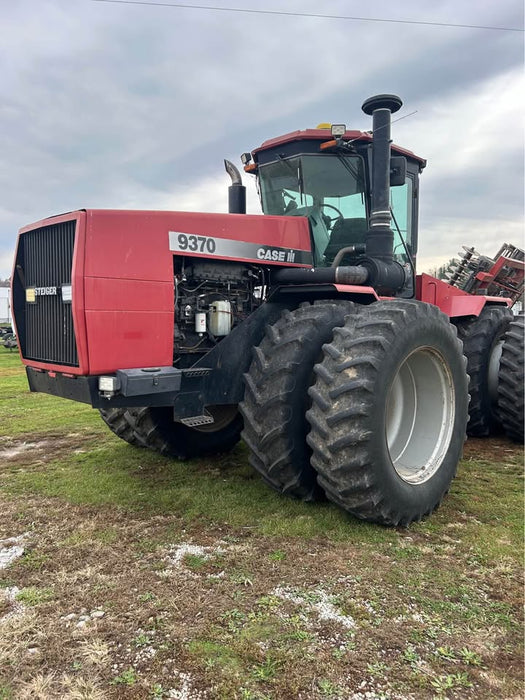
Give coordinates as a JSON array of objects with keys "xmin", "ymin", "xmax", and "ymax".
[{"xmin": 320, "ymin": 203, "xmax": 344, "ymax": 229}]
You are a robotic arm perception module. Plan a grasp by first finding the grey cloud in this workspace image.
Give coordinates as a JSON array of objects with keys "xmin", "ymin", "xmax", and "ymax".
[{"xmin": 0, "ymin": 0, "xmax": 523, "ymax": 276}]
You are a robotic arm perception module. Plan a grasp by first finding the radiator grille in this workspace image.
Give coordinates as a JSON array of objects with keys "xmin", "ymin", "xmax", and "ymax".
[{"xmin": 20, "ymin": 220, "xmax": 78, "ymax": 366}]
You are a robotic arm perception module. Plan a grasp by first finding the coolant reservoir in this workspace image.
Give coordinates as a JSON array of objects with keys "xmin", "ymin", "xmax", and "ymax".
[{"xmin": 209, "ymin": 300, "xmax": 232, "ymax": 336}]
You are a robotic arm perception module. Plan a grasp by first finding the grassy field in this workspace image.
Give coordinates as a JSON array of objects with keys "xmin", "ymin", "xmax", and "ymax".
[{"xmin": 0, "ymin": 346, "xmax": 523, "ymax": 700}]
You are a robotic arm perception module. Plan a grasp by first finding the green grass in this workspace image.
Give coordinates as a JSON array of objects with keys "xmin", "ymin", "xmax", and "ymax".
[
  {"xmin": 4, "ymin": 433, "xmax": 523, "ymax": 560},
  {"xmin": 0, "ymin": 349, "xmax": 394, "ymax": 542},
  {"xmin": 15, "ymin": 586, "xmax": 55, "ymax": 606},
  {"xmin": 0, "ymin": 346, "xmax": 523, "ymax": 700},
  {"xmin": 1, "ymin": 346, "xmax": 523, "ymax": 557},
  {"xmin": 0, "ymin": 348, "xmax": 102, "ymax": 436},
  {"xmin": 6, "ymin": 441, "xmax": 389, "ymax": 540},
  {"xmin": 187, "ymin": 639, "xmax": 244, "ymax": 674}
]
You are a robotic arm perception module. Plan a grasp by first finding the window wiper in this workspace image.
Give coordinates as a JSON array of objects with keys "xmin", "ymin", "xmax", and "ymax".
[
  {"xmin": 335, "ymin": 153, "xmax": 365, "ymax": 191},
  {"xmin": 297, "ymin": 159, "xmax": 305, "ymax": 204},
  {"xmin": 276, "ymin": 154, "xmax": 305, "ymax": 205},
  {"xmin": 277, "ymin": 154, "xmax": 299, "ymax": 180}
]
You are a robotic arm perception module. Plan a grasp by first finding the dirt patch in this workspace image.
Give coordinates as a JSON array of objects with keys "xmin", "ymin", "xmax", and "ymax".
[
  {"xmin": 0, "ymin": 497, "xmax": 522, "ymax": 698},
  {"xmin": 0, "ymin": 428, "xmax": 522, "ymax": 699},
  {"xmin": 0, "ymin": 432, "xmax": 99, "ymax": 466},
  {"xmin": 463, "ymin": 435, "xmax": 522, "ymax": 461}
]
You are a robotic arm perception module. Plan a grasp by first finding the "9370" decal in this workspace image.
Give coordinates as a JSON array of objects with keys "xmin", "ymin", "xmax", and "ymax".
[{"xmin": 174, "ymin": 233, "xmax": 217, "ymax": 254}]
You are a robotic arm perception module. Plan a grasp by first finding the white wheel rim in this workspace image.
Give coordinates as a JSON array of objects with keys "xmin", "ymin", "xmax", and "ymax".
[{"xmin": 386, "ymin": 347, "xmax": 455, "ymax": 484}]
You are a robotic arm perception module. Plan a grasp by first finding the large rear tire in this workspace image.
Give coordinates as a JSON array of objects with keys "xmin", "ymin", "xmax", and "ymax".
[
  {"xmin": 498, "ymin": 313, "xmax": 524, "ymax": 443},
  {"xmin": 306, "ymin": 300, "xmax": 469, "ymax": 526},
  {"xmin": 454, "ymin": 305, "xmax": 513, "ymax": 436},
  {"xmin": 99, "ymin": 405, "xmax": 242, "ymax": 459},
  {"xmin": 240, "ymin": 301, "xmax": 355, "ymax": 500}
]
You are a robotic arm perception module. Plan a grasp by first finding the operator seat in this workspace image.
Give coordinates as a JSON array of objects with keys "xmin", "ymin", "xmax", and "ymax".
[{"xmin": 323, "ymin": 217, "xmax": 368, "ymax": 264}]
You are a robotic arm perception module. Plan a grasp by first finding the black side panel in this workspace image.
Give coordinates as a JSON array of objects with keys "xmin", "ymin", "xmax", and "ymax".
[
  {"xmin": 190, "ymin": 301, "xmax": 291, "ymax": 405},
  {"xmin": 15, "ymin": 221, "xmax": 78, "ymax": 366},
  {"xmin": 26, "ymin": 366, "xmax": 211, "ymax": 411},
  {"xmin": 27, "ymin": 367, "xmax": 95, "ymax": 404}
]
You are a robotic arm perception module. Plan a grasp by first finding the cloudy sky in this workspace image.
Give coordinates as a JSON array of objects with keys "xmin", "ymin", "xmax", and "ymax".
[{"xmin": 1, "ymin": 0, "xmax": 523, "ymax": 279}]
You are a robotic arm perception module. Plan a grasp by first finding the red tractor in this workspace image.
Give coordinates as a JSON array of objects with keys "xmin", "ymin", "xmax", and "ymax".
[{"xmin": 11, "ymin": 94, "xmax": 524, "ymax": 526}]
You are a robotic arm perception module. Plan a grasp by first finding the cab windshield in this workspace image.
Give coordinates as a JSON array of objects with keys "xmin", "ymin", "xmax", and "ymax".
[{"xmin": 258, "ymin": 154, "xmax": 367, "ymax": 266}]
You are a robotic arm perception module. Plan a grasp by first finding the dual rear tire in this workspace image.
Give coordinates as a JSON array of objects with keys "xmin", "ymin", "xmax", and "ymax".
[
  {"xmin": 454, "ymin": 306, "xmax": 523, "ymax": 443},
  {"xmin": 242, "ymin": 299, "xmax": 469, "ymax": 525}
]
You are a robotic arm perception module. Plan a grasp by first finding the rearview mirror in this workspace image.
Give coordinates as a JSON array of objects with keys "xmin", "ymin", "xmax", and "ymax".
[{"xmin": 390, "ymin": 156, "xmax": 407, "ymax": 186}]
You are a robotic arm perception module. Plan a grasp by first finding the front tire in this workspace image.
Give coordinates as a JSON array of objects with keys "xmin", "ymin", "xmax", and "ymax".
[
  {"xmin": 99, "ymin": 407, "xmax": 146, "ymax": 448},
  {"xmin": 99, "ymin": 405, "xmax": 242, "ymax": 459},
  {"xmin": 306, "ymin": 300, "xmax": 469, "ymax": 526}
]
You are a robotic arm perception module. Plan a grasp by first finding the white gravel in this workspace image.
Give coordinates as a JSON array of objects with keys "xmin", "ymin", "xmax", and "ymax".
[
  {"xmin": 59, "ymin": 609, "xmax": 106, "ymax": 628},
  {"xmin": 168, "ymin": 671, "xmax": 208, "ymax": 699},
  {"xmin": 272, "ymin": 586, "xmax": 356, "ymax": 629},
  {"xmin": 164, "ymin": 543, "xmax": 225, "ymax": 566},
  {"xmin": 0, "ymin": 586, "xmax": 26, "ymax": 622},
  {"xmin": 0, "ymin": 533, "xmax": 28, "ymax": 570}
]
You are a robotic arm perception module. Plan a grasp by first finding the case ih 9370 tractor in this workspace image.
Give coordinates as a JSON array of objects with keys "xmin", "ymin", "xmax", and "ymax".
[{"xmin": 11, "ymin": 94, "xmax": 524, "ymax": 526}]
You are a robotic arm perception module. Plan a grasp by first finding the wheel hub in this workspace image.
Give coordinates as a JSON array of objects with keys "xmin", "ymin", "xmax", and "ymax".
[{"xmin": 386, "ymin": 347, "xmax": 455, "ymax": 484}]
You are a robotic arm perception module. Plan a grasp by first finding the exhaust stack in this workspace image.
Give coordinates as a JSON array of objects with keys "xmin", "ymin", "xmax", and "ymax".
[
  {"xmin": 224, "ymin": 159, "xmax": 246, "ymax": 214},
  {"xmin": 360, "ymin": 94, "xmax": 405, "ymax": 294}
]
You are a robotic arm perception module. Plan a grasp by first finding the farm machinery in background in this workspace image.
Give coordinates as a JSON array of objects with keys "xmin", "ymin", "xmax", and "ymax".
[
  {"xmin": 0, "ymin": 325, "xmax": 17, "ymax": 350},
  {"xmin": 443, "ymin": 242, "xmax": 524, "ymax": 440},
  {"xmin": 445, "ymin": 243, "xmax": 524, "ymax": 305},
  {"xmin": 11, "ymin": 94, "xmax": 524, "ymax": 527}
]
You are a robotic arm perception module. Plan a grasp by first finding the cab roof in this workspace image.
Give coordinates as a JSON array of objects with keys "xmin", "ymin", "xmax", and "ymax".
[{"xmin": 252, "ymin": 128, "xmax": 426, "ymax": 167}]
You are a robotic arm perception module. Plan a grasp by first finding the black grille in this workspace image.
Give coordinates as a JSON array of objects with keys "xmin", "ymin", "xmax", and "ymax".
[{"xmin": 17, "ymin": 220, "xmax": 78, "ymax": 366}]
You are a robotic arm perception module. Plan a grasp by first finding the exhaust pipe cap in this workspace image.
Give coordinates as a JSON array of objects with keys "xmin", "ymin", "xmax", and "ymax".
[{"xmin": 362, "ymin": 94, "xmax": 403, "ymax": 115}]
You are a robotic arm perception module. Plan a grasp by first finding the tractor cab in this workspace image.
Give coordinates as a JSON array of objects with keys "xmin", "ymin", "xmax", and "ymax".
[{"xmin": 244, "ymin": 127, "xmax": 425, "ymax": 275}]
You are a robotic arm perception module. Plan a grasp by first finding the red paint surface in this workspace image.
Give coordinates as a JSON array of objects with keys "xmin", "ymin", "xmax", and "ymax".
[
  {"xmin": 474, "ymin": 255, "xmax": 524, "ymax": 299},
  {"xmin": 17, "ymin": 207, "xmax": 514, "ymax": 380},
  {"xmin": 17, "ymin": 209, "xmax": 312, "ymax": 375},
  {"xmin": 333, "ymin": 284, "xmax": 380, "ymax": 302},
  {"xmin": 416, "ymin": 273, "xmax": 510, "ymax": 317}
]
